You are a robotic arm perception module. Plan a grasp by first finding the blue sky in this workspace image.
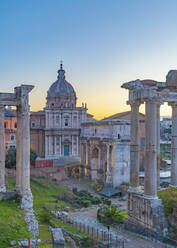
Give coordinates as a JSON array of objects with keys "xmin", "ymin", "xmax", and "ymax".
[{"xmin": 0, "ymin": 0, "xmax": 177, "ymax": 118}]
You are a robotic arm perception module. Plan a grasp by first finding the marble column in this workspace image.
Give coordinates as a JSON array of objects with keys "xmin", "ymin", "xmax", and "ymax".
[
  {"xmin": 20, "ymin": 103, "xmax": 31, "ymax": 196},
  {"xmin": 76, "ymin": 136, "xmax": 79, "ymax": 155},
  {"xmin": 15, "ymin": 85, "xmax": 34, "ymax": 210},
  {"xmin": 170, "ymin": 103, "xmax": 177, "ymax": 186},
  {"xmin": 0, "ymin": 105, "xmax": 6, "ymax": 192},
  {"xmin": 144, "ymin": 100, "xmax": 157, "ymax": 198},
  {"xmin": 86, "ymin": 141, "xmax": 88, "ymax": 166},
  {"xmin": 87, "ymin": 141, "xmax": 91, "ymax": 179},
  {"xmin": 71, "ymin": 135, "xmax": 74, "ymax": 155},
  {"xmin": 16, "ymin": 105, "xmax": 22, "ymax": 192},
  {"xmin": 54, "ymin": 136, "xmax": 57, "ymax": 155},
  {"xmin": 60, "ymin": 136, "xmax": 62, "ymax": 155},
  {"xmin": 45, "ymin": 135, "xmax": 48, "ymax": 157},
  {"xmin": 156, "ymin": 104, "xmax": 161, "ymax": 189},
  {"xmin": 80, "ymin": 143, "xmax": 85, "ymax": 177},
  {"xmin": 106, "ymin": 143, "xmax": 112, "ymax": 185},
  {"xmin": 130, "ymin": 102, "xmax": 140, "ymax": 189}
]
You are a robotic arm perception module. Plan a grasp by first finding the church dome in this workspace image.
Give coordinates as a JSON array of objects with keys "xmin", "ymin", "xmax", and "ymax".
[{"xmin": 46, "ymin": 63, "xmax": 77, "ymax": 108}]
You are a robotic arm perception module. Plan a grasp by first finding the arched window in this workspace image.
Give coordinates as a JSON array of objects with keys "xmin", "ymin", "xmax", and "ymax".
[
  {"xmin": 14, "ymin": 122, "xmax": 17, "ymax": 128},
  {"xmin": 11, "ymin": 135, "xmax": 14, "ymax": 141},
  {"xmin": 65, "ymin": 118, "xmax": 68, "ymax": 126},
  {"xmin": 118, "ymin": 134, "xmax": 120, "ymax": 139}
]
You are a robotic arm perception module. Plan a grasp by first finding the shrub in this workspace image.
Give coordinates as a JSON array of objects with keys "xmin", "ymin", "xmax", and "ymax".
[
  {"xmin": 39, "ymin": 209, "xmax": 51, "ymax": 224},
  {"xmin": 82, "ymin": 200, "xmax": 90, "ymax": 208},
  {"xmin": 72, "ymin": 187, "xmax": 78, "ymax": 194},
  {"xmin": 98, "ymin": 205, "xmax": 128, "ymax": 225},
  {"xmin": 158, "ymin": 188, "xmax": 177, "ymax": 216}
]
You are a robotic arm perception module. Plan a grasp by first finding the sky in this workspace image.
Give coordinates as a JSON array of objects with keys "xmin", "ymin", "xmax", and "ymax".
[{"xmin": 0, "ymin": 0, "xmax": 177, "ymax": 119}]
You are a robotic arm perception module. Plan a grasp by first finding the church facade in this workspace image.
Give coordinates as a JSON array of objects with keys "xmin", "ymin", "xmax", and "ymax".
[{"xmin": 30, "ymin": 63, "xmax": 92, "ymax": 159}]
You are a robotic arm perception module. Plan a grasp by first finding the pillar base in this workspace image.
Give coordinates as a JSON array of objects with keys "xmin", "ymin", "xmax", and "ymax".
[
  {"xmin": 0, "ymin": 186, "xmax": 6, "ymax": 193},
  {"xmin": 15, "ymin": 185, "xmax": 21, "ymax": 194},
  {"xmin": 127, "ymin": 192, "xmax": 168, "ymax": 238},
  {"xmin": 20, "ymin": 193, "xmax": 33, "ymax": 211},
  {"xmin": 24, "ymin": 211, "xmax": 39, "ymax": 238}
]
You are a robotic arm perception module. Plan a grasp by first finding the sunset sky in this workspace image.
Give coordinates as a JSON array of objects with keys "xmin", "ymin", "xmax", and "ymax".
[{"xmin": 1, "ymin": 0, "xmax": 177, "ymax": 119}]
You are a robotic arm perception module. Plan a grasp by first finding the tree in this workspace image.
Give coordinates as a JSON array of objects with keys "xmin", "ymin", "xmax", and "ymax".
[
  {"xmin": 5, "ymin": 147, "xmax": 38, "ymax": 168},
  {"xmin": 30, "ymin": 148, "xmax": 38, "ymax": 166},
  {"xmin": 5, "ymin": 147, "xmax": 16, "ymax": 168}
]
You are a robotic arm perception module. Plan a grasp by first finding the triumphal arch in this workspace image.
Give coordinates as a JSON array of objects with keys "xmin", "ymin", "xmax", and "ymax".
[
  {"xmin": 0, "ymin": 84, "xmax": 34, "ymax": 210},
  {"xmin": 122, "ymin": 70, "xmax": 177, "ymax": 238}
]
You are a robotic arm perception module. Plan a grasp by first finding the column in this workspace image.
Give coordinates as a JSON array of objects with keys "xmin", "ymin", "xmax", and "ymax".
[
  {"xmin": 87, "ymin": 142, "xmax": 92, "ymax": 179},
  {"xmin": 16, "ymin": 105, "xmax": 22, "ymax": 192},
  {"xmin": 130, "ymin": 102, "xmax": 140, "ymax": 189},
  {"xmin": 60, "ymin": 135, "xmax": 62, "ymax": 155},
  {"xmin": 86, "ymin": 141, "xmax": 88, "ymax": 165},
  {"xmin": 106, "ymin": 143, "xmax": 112, "ymax": 185},
  {"xmin": 54, "ymin": 136, "xmax": 57, "ymax": 155},
  {"xmin": 20, "ymin": 103, "xmax": 31, "ymax": 196},
  {"xmin": 0, "ymin": 105, "xmax": 6, "ymax": 192},
  {"xmin": 60, "ymin": 114, "xmax": 62, "ymax": 128},
  {"xmin": 144, "ymin": 100, "xmax": 157, "ymax": 198},
  {"xmin": 45, "ymin": 135, "xmax": 48, "ymax": 157},
  {"xmin": 15, "ymin": 85, "xmax": 34, "ymax": 208},
  {"xmin": 110, "ymin": 145, "xmax": 114, "ymax": 171},
  {"xmin": 170, "ymin": 103, "xmax": 177, "ymax": 186},
  {"xmin": 80, "ymin": 143, "xmax": 85, "ymax": 177},
  {"xmin": 76, "ymin": 136, "xmax": 79, "ymax": 156},
  {"xmin": 71, "ymin": 135, "xmax": 74, "ymax": 155},
  {"xmin": 156, "ymin": 104, "xmax": 161, "ymax": 189}
]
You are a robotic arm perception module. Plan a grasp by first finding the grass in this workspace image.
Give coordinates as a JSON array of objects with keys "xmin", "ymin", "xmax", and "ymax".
[
  {"xmin": 158, "ymin": 188, "xmax": 177, "ymax": 216},
  {"xmin": 0, "ymin": 176, "xmax": 88, "ymax": 247},
  {"xmin": 0, "ymin": 198, "xmax": 31, "ymax": 248}
]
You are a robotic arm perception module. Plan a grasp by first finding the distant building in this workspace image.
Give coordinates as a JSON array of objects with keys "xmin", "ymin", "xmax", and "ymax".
[
  {"xmin": 160, "ymin": 117, "xmax": 172, "ymax": 142},
  {"xmin": 103, "ymin": 111, "xmax": 146, "ymax": 170},
  {"xmin": 30, "ymin": 63, "xmax": 94, "ymax": 160},
  {"xmin": 80, "ymin": 118, "xmax": 131, "ymax": 187},
  {"xmin": 4, "ymin": 107, "xmax": 17, "ymax": 153}
]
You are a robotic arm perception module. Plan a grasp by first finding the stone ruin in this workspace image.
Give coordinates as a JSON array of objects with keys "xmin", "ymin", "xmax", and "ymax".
[
  {"xmin": 121, "ymin": 70, "xmax": 177, "ymax": 240},
  {"xmin": 0, "ymin": 84, "xmax": 38, "ymax": 238}
]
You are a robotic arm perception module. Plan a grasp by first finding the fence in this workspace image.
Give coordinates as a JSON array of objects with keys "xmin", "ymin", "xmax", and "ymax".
[{"xmin": 61, "ymin": 214, "xmax": 125, "ymax": 248}]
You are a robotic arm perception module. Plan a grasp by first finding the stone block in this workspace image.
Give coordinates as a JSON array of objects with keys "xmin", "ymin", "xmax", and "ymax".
[{"xmin": 51, "ymin": 228, "xmax": 65, "ymax": 248}]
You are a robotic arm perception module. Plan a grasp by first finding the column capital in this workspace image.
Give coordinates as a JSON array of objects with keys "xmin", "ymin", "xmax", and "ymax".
[
  {"xmin": 145, "ymin": 97, "xmax": 163, "ymax": 105},
  {"xmin": 129, "ymin": 100, "xmax": 141, "ymax": 107}
]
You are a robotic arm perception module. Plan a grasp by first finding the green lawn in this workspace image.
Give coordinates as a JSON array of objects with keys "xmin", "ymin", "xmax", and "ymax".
[{"xmin": 0, "ymin": 177, "xmax": 87, "ymax": 247}]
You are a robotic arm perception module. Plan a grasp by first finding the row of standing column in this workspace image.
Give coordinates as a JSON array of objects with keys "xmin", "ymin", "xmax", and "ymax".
[
  {"xmin": 130, "ymin": 100, "xmax": 177, "ymax": 197},
  {"xmin": 130, "ymin": 100, "xmax": 160, "ymax": 197}
]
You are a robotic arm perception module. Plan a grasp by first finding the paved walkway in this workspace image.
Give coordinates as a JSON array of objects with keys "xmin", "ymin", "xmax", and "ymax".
[
  {"xmin": 61, "ymin": 179, "xmax": 167, "ymax": 248},
  {"xmin": 70, "ymin": 211, "xmax": 166, "ymax": 248}
]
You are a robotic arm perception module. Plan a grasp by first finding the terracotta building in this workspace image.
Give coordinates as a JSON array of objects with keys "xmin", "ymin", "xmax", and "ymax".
[{"xmin": 4, "ymin": 108, "xmax": 17, "ymax": 153}]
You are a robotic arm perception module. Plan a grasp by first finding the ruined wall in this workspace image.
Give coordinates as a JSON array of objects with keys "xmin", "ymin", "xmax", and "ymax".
[{"xmin": 113, "ymin": 143, "xmax": 130, "ymax": 187}]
